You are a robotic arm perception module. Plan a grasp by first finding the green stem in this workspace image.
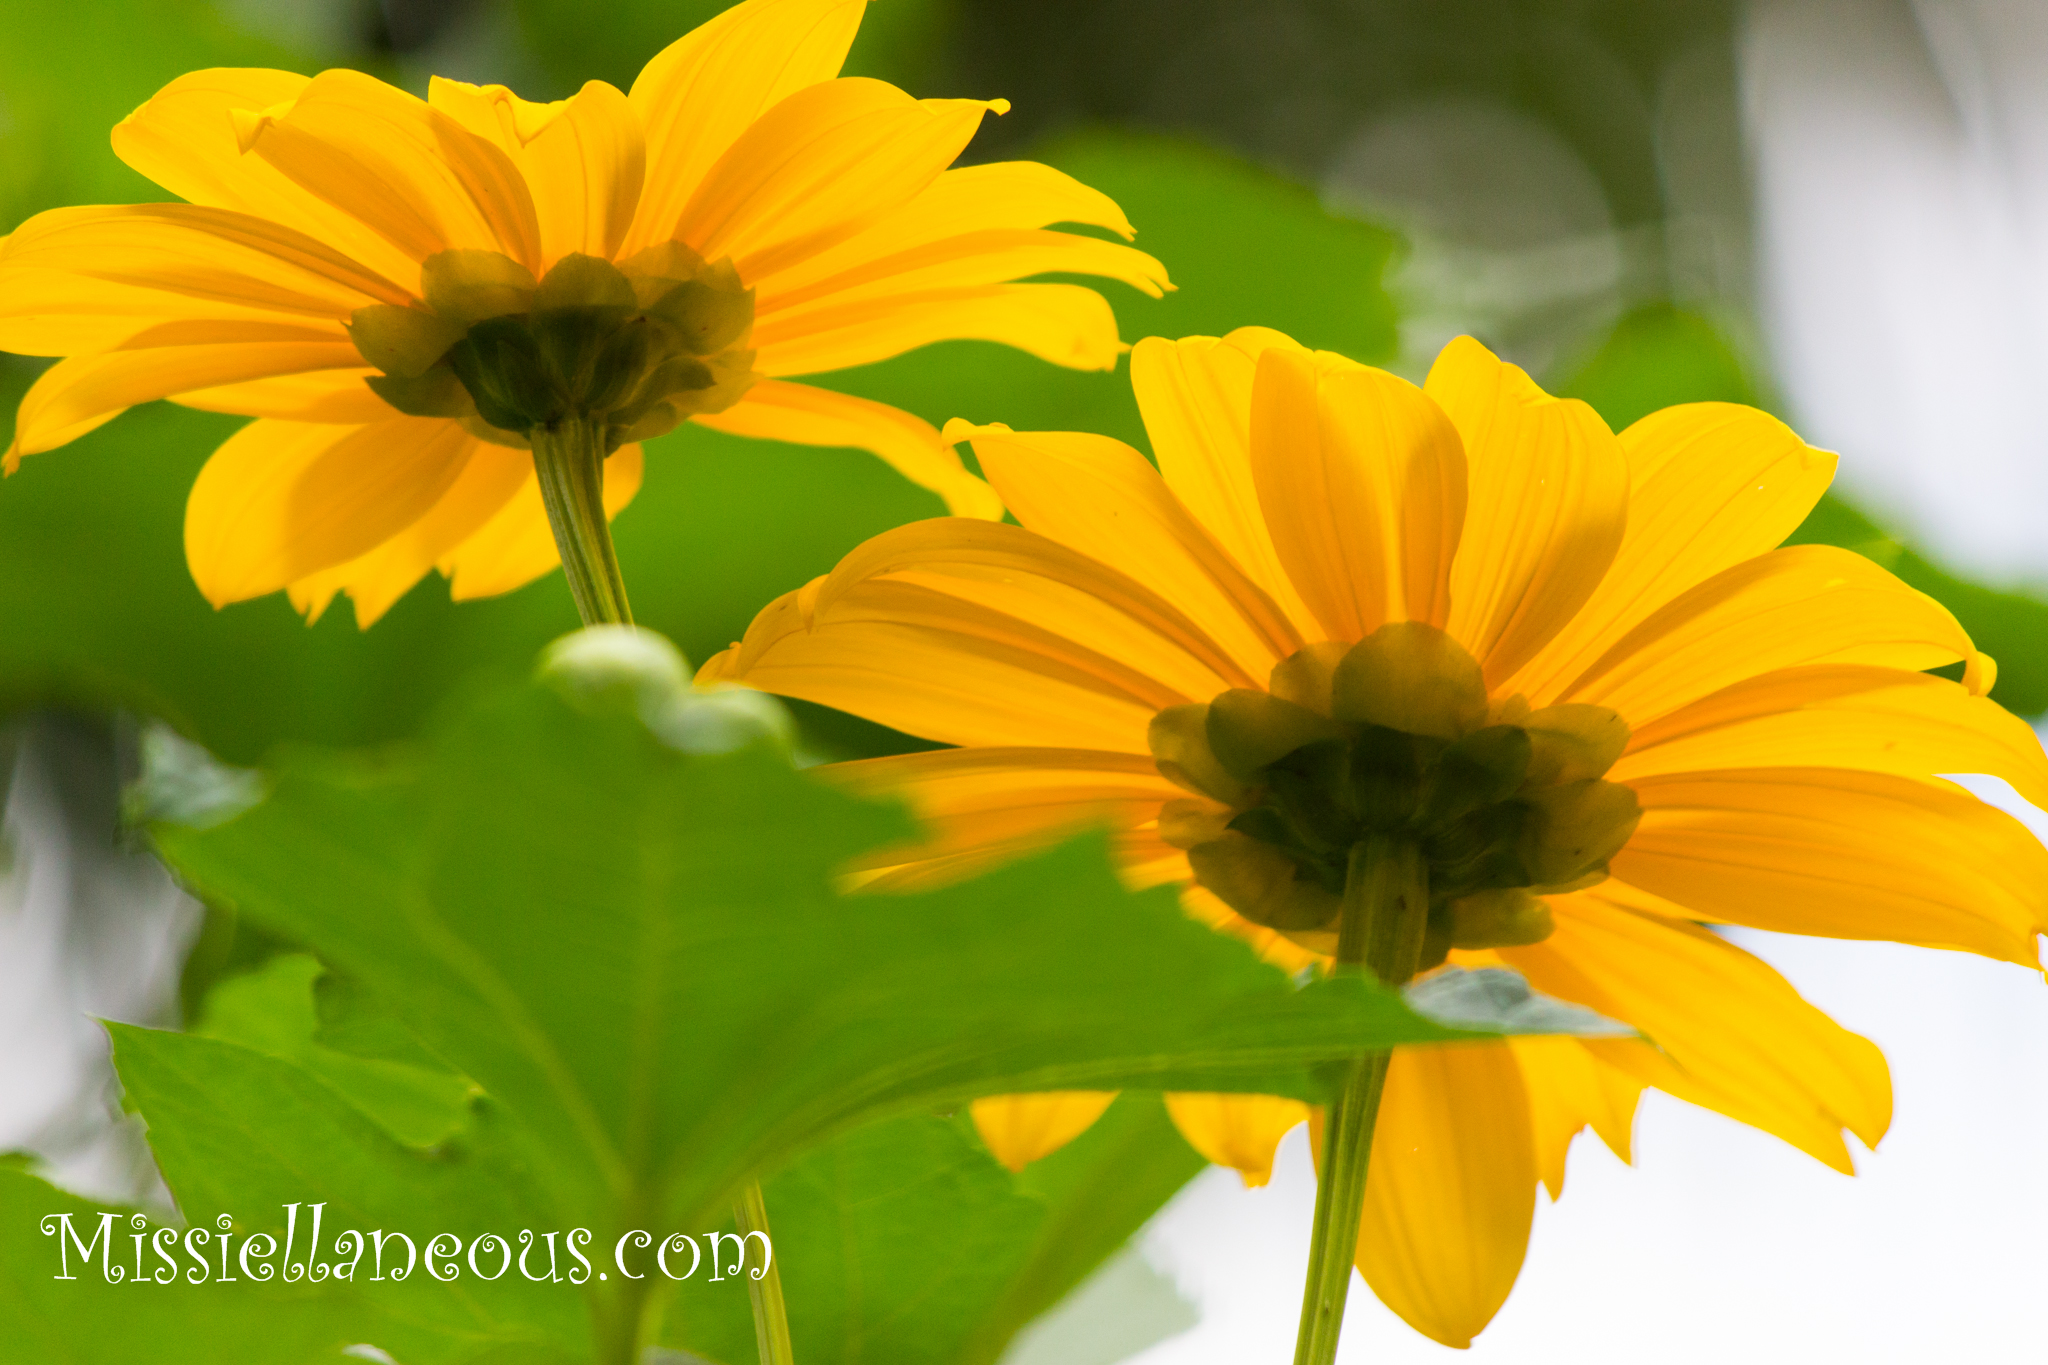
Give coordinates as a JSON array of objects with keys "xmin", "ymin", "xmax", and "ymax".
[
  {"xmin": 531, "ymin": 416, "xmax": 633, "ymax": 626},
  {"xmin": 736, "ymin": 1181, "xmax": 796, "ymax": 1365},
  {"xmin": 1292, "ymin": 834, "xmax": 1429, "ymax": 1365},
  {"xmin": 532, "ymin": 416, "xmax": 791, "ymax": 1363}
]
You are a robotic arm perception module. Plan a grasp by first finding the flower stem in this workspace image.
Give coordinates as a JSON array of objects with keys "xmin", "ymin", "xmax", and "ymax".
[
  {"xmin": 736, "ymin": 1181, "xmax": 796, "ymax": 1365},
  {"xmin": 531, "ymin": 417, "xmax": 791, "ymax": 1362},
  {"xmin": 1292, "ymin": 834, "xmax": 1429, "ymax": 1365},
  {"xmin": 531, "ymin": 416, "xmax": 633, "ymax": 626}
]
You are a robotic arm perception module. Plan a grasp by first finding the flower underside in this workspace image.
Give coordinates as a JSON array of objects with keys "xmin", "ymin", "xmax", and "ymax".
[
  {"xmin": 1153, "ymin": 622, "xmax": 1641, "ymax": 967},
  {"xmin": 348, "ymin": 245, "xmax": 758, "ymax": 452}
]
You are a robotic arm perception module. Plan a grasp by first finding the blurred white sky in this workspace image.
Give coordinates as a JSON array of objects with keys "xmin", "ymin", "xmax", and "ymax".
[{"xmin": 1748, "ymin": 0, "xmax": 2048, "ymax": 585}]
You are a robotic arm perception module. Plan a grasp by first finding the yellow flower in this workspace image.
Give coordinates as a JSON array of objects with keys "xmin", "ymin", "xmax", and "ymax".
[
  {"xmin": 0, "ymin": 0, "xmax": 1168, "ymax": 626},
  {"xmin": 700, "ymin": 326, "xmax": 2048, "ymax": 1347}
]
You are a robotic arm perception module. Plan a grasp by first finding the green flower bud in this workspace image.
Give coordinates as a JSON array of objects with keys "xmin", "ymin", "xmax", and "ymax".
[
  {"xmin": 1186, "ymin": 833, "xmax": 1339, "ymax": 931},
  {"xmin": 1205, "ymin": 688, "xmax": 1344, "ymax": 781},
  {"xmin": 1147, "ymin": 703, "xmax": 1245, "ymax": 804},
  {"xmin": 1520, "ymin": 779, "xmax": 1641, "ymax": 886},
  {"xmin": 1522, "ymin": 704, "xmax": 1631, "ymax": 787},
  {"xmin": 1446, "ymin": 887, "xmax": 1555, "ymax": 949},
  {"xmin": 1331, "ymin": 622, "xmax": 1488, "ymax": 739}
]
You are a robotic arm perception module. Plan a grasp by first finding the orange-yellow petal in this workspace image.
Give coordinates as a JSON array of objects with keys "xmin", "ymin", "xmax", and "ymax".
[
  {"xmin": 1614, "ymin": 767, "xmax": 2048, "ymax": 964},
  {"xmin": 439, "ymin": 444, "xmax": 642, "ymax": 601},
  {"xmin": 109, "ymin": 68, "xmax": 422, "ymax": 288},
  {"xmin": 822, "ymin": 745, "xmax": 1182, "ymax": 891},
  {"xmin": 958, "ymin": 422, "xmax": 1301, "ymax": 675},
  {"xmin": 1354, "ymin": 1042, "xmax": 1536, "ymax": 1350},
  {"xmin": 1164, "ymin": 1092, "xmax": 1309, "ymax": 1186},
  {"xmin": 1503, "ymin": 889, "xmax": 1891, "ymax": 1171},
  {"xmin": 971, "ymin": 1092, "xmax": 1118, "ymax": 1172},
  {"xmin": 690, "ymin": 379, "xmax": 999, "ymax": 519},
  {"xmin": 675, "ymin": 79, "xmax": 1002, "ymax": 283},
  {"xmin": 1128, "ymin": 329, "xmax": 1321, "ymax": 634},
  {"xmin": 752, "ymin": 281, "xmax": 1126, "ymax": 376},
  {"xmin": 429, "ymin": 77, "xmax": 645, "ymax": 267},
  {"xmin": 1613, "ymin": 664, "xmax": 2048, "ymax": 809},
  {"xmin": 1248, "ymin": 346, "xmax": 1466, "ymax": 641},
  {"xmin": 1560, "ymin": 545, "xmax": 1974, "ymax": 727},
  {"xmin": 9, "ymin": 335, "xmax": 367, "ymax": 466},
  {"xmin": 184, "ymin": 416, "xmax": 477, "ymax": 607},
  {"xmin": 172, "ymin": 368, "xmax": 393, "ymax": 424},
  {"xmin": 1502, "ymin": 403, "xmax": 1836, "ymax": 703},
  {"xmin": 235, "ymin": 68, "xmax": 541, "ymax": 273},
  {"xmin": 754, "ymin": 159, "xmax": 1147, "ymax": 298},
  {"xmin": 623, "ymin": 0, "xmax": 866, "ymax": 257},
  {"xmin": 286, "ymin": 441, "xmax": 528, "ymax": 627},
  {"xmin": 1506, "ymin": 1036, "xmax": 1642, "ymax": 1199},
  {"xmin": 756, "ymin": 228, "xmax": 1166, "ymax": 314},
  {"xmin": 0, "ymin": 201, "xmax": 410, "ymax": 356},
  {"xmin": 698, "ymin": 564, "xmax": 1191, "ymax": 755},
  {"xmin": 1427, "ymin": 336, "xmax": 1628, "ymax": 687}
]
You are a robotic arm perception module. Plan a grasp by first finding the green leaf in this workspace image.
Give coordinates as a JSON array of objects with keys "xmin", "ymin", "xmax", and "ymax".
[
  {"xmin": 953, "ymin": 1093, "xmax": 1207, "ymax": 1365},
  {"xmin": 666, "ymin": 1114, "xmax": 1043, "ymax": 1365},
  {"xmin": 145, "ymin": 673, "xmax": 1580, "ymax": 1355},
  {"xmin": 194, "ymin": 953, "xmax": 479, "ymax": 1150},
  {"xmin": 0, "ymin": 1163, "xmax": 396, "ymax": 1365},
  {"xmin": 107, "ymin": 1022, "xmax": 593, "ymax": 1364},
  {"xmin": 664, "ymin": 1096, "xmax": 1208, "ymax": 1365}
]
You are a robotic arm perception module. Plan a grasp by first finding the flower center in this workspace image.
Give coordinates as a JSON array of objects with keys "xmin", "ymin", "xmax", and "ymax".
[
  {"xmin": 348, "ymin": 244, "xmax": 758, "ymax": 451},
  {"xmin": 1152, "ymin": 622, "xmax": 1639, "ymax": 968}
]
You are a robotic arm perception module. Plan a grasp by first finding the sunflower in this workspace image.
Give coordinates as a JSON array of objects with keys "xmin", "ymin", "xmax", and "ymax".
[
  {"xmin": 0, "ymin": 0, "xmax": 1167, "ymax": 626},
  {"xmin": 699, "ymin": 326, "xmax": 2048, "ymax": 1348}
]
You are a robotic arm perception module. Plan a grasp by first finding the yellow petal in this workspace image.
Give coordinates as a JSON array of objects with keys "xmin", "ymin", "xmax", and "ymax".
[
  {"xmin": 1560, "ymin": 545, "xmax": 1974, "ymax": 727},
  {"xmin": 1614, "ymin": 767, "xmax": 2048, "ymax": 963},
  {"xmin": 183, "ymin": 416, "xmax": 477, "ymax": 606},
  {"xmin": 960, "ymin": 422, "xmax": 1301, "ymax": 676},
  {"xmin": 822, "ymin": 745, "xmax": 1182, "ymax": 889},
  {"xmin": 1503, "ymin": 889, "xmax": 1891, "ymax": 1171},
  {"xmin": 1506, "ymin": 1036, "xmax": 1642, "ymax": 1199},
  {"xmin": 1248, "ymin": 346, "xmax": 1466, "ymax": 641},
  {"xmin": 1129, "ymin": 329, "xmax": 1322, "ymax": 635},
  {"xmin": 810, "ymin": 519, "xmax": 1262, "ymax": 696},
  {"xmin": 1164, "ymin": 1092, "xmax": 1309, "ymax": 1186},
  {"xmin": 286, "ymin": 442, "xmax": 528, "ymax": 627},
  {"xmin": 756, "ymin": 227, "xmax": 1167, "ymax": 314},
  {"xmin": 970, "ymin": 1092, "xmax": 1118, "ymax": 1172},
  {"xmin": 1502, "ymin": 403, "xmax": 1836, "ymax": 703},
  {"xmin": 439, "ymin": 444, "xmax": 643, "ymax": 600},
  {"xmin": 753, "ymin": 281, "xmax": 1127, "ymax": 375},
  {"xmin": 9, "ymin": 337, "xmax": 367, "ymax": 466},
  {"xmin": 1355, "ymin": 1042, "xmax": 1535, "ymax": 1350},
  {"xmin": 430, "ymin": 78, "xmax": 646, "ymax": 267},
  {"xmin": 700, "ymin": 575, "xmax": 1181, "ymax": 754},
  {"xmin": 1613, "ymin": 664, "xmax": 2048, "ymax": 810},
  {"xmin": 690, "ymin": 379, "xmax": 1000, "ymax": 518},
  {"xmin": 675, "ymin": 79, "xmax": 1001, "ymax": 282},
  {"xmin": 755, "ymin": 159, "xmax": 1145, "ymax": 297},
  {"xmin": 237, "ymin": 69, "xmax": 541, "ymax": 272},
  {"xmin": 0, "ymin": 201, "xmax": 411, "ymax": 357},
  {"xmin": 624, "ymin": 0, "xmax": 866, "ymax": 257},
  {"xmin": 172, "ymin": 368, "xmax": 393, "ymax": 424},
  {"xmin": 1427, "ymin": 336, "xmax": 1629, "ymax": 686},
  {"xmin": 110, "ymin": 68, "xmax": 422, "ymax": 288}
]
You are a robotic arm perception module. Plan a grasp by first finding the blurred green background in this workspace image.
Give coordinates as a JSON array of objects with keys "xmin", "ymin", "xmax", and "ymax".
[{"xmin": 4, "ymin": 0, "xmax": 2044, "ymax": 776}]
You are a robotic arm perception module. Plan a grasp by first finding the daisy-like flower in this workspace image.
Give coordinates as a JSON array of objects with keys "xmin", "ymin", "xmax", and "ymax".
[
  {"xmin": 0, "ymin": 0, "xmax": 1167, "ymax": 626},
  {"xmin": 699, "ymin": 326, "xmax": 2048, "ymax": 1348}
]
